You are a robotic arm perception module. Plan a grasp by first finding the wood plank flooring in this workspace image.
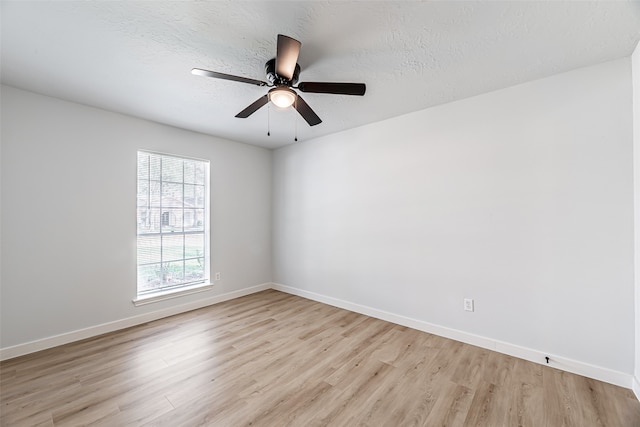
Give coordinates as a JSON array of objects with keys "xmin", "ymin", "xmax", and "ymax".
[{"xmin": 2, "ymin": 290, "xmax": 639, "ymax": 426}]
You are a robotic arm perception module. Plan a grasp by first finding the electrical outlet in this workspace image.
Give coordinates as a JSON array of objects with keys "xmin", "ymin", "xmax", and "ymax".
[
  {"xmin": 215, "ymin": 272, "xmax": 221, "ymax": 281},
  {"xmin": 464, "ymin": 298, "xmax": 474, "ymax": 312}
]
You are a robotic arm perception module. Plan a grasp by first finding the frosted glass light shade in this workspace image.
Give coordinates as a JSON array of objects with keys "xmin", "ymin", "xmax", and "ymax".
[{"xmin": 269, "ymin": 87, "xmax": 296, "ymax": 108}]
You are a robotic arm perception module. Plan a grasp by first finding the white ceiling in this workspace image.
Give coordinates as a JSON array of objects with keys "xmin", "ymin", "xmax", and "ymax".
[{"xmin": 2, "ymin": 1, "xmax": 640, "ymax": 149}]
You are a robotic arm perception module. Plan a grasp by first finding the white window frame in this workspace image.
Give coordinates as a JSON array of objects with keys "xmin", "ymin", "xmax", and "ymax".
[{"xmin": 133, "ymin": 150, "xmax": 211, "ymax": 305}]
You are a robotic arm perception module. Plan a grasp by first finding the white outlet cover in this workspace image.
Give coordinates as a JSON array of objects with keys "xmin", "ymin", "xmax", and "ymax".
[{"xmin": 464, "ymin": 298, "xmax": 474, "ymax": 312}]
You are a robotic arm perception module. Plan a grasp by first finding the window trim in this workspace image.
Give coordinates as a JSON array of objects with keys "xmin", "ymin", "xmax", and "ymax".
[
  {"xmin": 132, "ymin": 282, "xmax": 214, "ymax": 306},
  {"xmin": 135, "ymin": 150, "xmax": 211, "ymax": 304}
]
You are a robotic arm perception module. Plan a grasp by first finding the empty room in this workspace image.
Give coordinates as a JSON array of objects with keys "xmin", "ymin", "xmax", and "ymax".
[{"xmin": 2, "ymin": 1, "xmax": 640, "ymax": 425}]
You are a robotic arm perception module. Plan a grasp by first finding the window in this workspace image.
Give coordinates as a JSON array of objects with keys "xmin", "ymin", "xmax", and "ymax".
[{"xmin": 136, "ymin": 151, "xmax": 210, "ymax": 300}]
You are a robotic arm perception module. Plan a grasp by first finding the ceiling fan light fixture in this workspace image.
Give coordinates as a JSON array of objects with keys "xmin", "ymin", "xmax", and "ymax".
[{"xmin": 269, "ymin": 86, "xmax": 297, "ymax": 108}]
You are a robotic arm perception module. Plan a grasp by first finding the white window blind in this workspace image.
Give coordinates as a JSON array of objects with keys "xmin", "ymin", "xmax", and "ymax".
[{"xmin": 136, "ymin": 151, "xmax": 209, "ymax": 297}]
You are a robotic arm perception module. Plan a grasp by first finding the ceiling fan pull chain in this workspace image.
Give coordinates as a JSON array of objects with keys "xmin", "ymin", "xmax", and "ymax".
[
  {"xmin": 294, "ymin": 98, "xmax": 298, "ymax": 142},
  {"xmin": 267, "ymin": 104, "xmax": 271, "ymax": 136}
]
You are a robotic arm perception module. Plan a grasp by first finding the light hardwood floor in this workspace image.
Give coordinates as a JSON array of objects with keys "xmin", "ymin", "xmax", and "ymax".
[{"xmin": 2, "ymin": 290, "xmax": 639, "ymax": 426}]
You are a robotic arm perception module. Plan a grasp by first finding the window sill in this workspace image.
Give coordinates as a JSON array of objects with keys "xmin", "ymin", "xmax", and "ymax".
[{"xmin": 132, "ymin": 283, "xmax": 214, "ymax": 306}]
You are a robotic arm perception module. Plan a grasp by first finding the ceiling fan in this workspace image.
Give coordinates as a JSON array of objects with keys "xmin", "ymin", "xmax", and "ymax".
[{"xmin": 192, "ymin": 34, "xmax": 366, "ymax": 127}]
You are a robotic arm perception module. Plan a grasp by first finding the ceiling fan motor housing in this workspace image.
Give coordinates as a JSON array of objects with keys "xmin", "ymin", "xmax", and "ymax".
[{"xmin": 265, "ymin": 58, "xmax": 300, "ymax": 86}]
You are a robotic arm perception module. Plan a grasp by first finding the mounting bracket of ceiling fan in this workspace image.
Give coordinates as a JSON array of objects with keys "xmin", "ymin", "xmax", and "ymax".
[{"xmin": 192, "ymin": 34, "xmax": 366, "ymax": 127}]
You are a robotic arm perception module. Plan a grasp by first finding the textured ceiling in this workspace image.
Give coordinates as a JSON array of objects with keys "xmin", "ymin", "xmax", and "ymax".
[{"xmin": 2, "ymin": 1, "xmax": 640, "ymax": 149}]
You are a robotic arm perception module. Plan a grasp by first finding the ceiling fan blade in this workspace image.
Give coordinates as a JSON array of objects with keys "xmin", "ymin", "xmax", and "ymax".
[
  {"xmin": 235, "ymin": 95, "xmax": 269, "ymax": 118},
  {"xmin": 294, "ymin": 95, "xmax": 322, "ymax": 126},
  {"xmin": 276, "ymin": 34, "xmax": 301, "ymax": 80},
  {"xmin": 192, "ymin": 68, "xmax": 268, "ymax": 86},
  {"xmin": 297, "ymin": 82, "xmax": 366, "ymax": 96}
]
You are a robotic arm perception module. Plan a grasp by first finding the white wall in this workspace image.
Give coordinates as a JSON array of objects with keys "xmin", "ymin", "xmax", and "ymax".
[
  {"xmin": 273, "ymin": 58, "xmax": 635, "ymax": 375},
  {"xmin": 633, "ymin": 41, "xmax": 640, "ymax": 393},
  {"xmin": 0, "ymin": 85, "xmax": 272, "ymax": 349},
  {"xmin": 2, "ymin": 55, "xmax": 636, "ymax": 383}
]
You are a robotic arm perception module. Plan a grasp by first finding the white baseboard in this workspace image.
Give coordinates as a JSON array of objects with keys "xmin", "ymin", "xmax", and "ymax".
[
  {"xmin": 271, "ymin": 283, "xmax": 634, "ymax": 390},
  {"xmin": 0, "ymin": 283, "xmax": 271, "ymax": 361},
  {"xmin": 633, "ymin": 376, "xmax": 640, "ymax": 401},
  {"xmin": 2, "ymin": 281, "xmax": 635, "ymax": 392}
]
